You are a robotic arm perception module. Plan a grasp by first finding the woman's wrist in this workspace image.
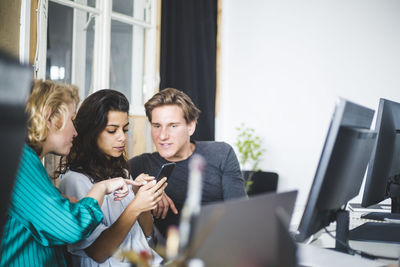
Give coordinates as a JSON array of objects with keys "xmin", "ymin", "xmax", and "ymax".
[
  {"xmin": 127, "ymin": 199, "xmax": 142, "ymax": 217},
  {"xmin": 97, "ymin": 180, "xmax": 108, "ymax": 195}
]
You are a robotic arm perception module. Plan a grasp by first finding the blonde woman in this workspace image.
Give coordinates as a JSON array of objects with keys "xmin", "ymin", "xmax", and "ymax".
[{"xmin": 0, "ymin": 80, "xmax": 136, "ymax": 267}]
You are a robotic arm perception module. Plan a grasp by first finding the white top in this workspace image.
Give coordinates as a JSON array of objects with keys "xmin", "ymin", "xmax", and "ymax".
[{"xmin": 59, "ymin": 170, "xmax": 163, "ymax": 267}]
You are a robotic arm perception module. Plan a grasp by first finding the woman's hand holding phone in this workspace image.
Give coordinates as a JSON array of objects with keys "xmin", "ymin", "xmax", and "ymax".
[
  {"xmin": 131, "ymin": 173, "xmax": 155, "ymax": 193},
  {"xmin": 132, "ymin": 178, "xmax": 168, "ymax": 213}
]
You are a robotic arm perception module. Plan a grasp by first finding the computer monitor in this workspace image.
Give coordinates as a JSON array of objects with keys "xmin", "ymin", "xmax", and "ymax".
[
  {"xmin": 188, "ymin": 191, "xmax": 298, "ymax": 267},
  {"xmin": 0, "ymin": 53, "xmax": 32, "ymax": 240},
  {"xmin": 362, "ymin": 98, "xmax": 400, "ymax": 212},
  {"xmin": 296, "ymin": 98, "xmax": 376, "ymax": 252},
  {"xmin": 349, "ymin": 98, "xmax": 400, "ymax": 243}
]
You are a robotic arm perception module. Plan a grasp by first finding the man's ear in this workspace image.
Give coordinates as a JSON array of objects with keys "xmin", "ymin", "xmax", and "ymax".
[{"xmin": 188, "ymin": 120, "xmax": 196, "ymax": 136}]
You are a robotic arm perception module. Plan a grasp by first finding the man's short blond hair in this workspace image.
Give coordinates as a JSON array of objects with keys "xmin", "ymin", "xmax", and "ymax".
[
  {"xmin": 25, "ymin": 80, "xmax": 79, "ymax": 154},
  {"xmin": 145, "ymin": 88, "xmax": 200, "ymax": 123}
]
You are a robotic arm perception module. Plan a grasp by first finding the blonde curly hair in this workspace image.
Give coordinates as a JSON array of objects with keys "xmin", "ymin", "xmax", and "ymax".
[{"xmin": 26, "ymin": 80, "xmax": 80, "ymax": 155}]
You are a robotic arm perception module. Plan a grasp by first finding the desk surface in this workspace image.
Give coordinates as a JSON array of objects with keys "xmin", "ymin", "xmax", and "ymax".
[{"xmin": 298, "ymin": 243, "xmax": 385, "ymax": 267}]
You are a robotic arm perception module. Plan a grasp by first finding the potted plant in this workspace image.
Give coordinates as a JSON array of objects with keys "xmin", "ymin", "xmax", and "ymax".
[{"xmin": 235, "ymin": 123, "xmax": 265, "ymax": 191}]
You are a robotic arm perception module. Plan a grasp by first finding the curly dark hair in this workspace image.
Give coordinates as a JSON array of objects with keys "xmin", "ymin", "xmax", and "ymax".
[{"xmin": 60, "ymin": 89, "xmax": 130, "ymax": 182}]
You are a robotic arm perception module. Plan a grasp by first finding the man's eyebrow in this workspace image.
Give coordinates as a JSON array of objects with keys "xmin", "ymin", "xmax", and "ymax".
[{"xmin": 152, "ymin": 122, "xmax": 181, "ymax": 125}]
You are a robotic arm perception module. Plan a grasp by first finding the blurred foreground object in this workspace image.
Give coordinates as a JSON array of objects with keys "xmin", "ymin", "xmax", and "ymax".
[
  {"xmin": 0, "ymin": 52, "xmax": 32, "ymax": 241},
  {"xmin": 178, "ymin": 154, "xmax": 205, "ymax": 251}
]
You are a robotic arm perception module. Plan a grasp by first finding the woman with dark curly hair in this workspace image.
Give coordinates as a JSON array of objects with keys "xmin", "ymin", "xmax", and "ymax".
[{"xmin": 59, "ymin": 89, "xmax": 165, "ymax": 266}]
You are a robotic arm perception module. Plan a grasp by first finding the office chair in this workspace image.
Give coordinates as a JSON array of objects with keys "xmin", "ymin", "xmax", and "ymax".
[{"xmin": 247, "ymin": 171, "xmax": 279, "ymax": 196}]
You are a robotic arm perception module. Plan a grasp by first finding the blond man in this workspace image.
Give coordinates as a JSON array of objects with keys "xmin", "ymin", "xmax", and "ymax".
[{"xmin": 129, "ymin": 88, "xmax": 247, "ymax": 239}]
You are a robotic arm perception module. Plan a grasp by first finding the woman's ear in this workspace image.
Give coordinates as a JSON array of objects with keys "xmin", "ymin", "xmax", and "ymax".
[
  {"xmin": 46, "ymin": 113, "xmax": 61, "ymax": 131},
  {"xmin": 43, "ymin": 106, "xmax": 52, "ymax": 129},
  {"xmin": 46, "ymin": 118, "xmax": 57, "ymax": 134}
]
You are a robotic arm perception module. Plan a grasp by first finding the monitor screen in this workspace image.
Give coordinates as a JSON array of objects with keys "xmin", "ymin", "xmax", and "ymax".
[
  {"xmin": 296, "ymin": 98, "xmax": 376, "ymax": 246},
  {"xmin": 349, "ymin": 98, "xmax": 400, "ymax": 243},
  {"xmin": 361, "ymin": 98, "xmax": 400, "ymax": 212}
]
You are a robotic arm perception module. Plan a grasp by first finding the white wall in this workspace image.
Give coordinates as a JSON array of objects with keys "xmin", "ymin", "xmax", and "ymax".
[{"xmin": 217, "ymin": 0, "xmax": 400, "ymax": 208}]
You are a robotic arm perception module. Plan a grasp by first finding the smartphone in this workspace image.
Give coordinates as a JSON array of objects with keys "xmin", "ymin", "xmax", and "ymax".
[{"xmin": 156, "ymin": 162, "xmax": 176, "ymax": 181}]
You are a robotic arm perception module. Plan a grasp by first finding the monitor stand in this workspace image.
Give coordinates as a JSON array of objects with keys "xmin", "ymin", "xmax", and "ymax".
[
  {"xmin": 334, "ymin": 210, "xmax": 352, "ymax": 254},
  {"xmin": 351, "ymin": 191, "xmax": 400, "ymax": 243},
  {"xmin": 349, "ymin": 222, "xmax": 400, "ymax": 243},
  {"xmin": 361, "ymin": 212, "xmax": 400, "ymax": 221},
  {"xmin": 361, "ymin": 188, "xmax": 400, "ymax": 221}
]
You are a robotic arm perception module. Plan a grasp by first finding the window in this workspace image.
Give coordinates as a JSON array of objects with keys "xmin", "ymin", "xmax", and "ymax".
[{"xmin": 36, "ymin": 0, "xmax": 158, "ymax": 115}]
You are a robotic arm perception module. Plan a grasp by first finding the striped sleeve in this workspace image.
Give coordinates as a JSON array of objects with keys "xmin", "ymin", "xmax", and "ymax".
[{"xmin": 8, "ymin": 145, "xmax": 103, "ymax": 247}]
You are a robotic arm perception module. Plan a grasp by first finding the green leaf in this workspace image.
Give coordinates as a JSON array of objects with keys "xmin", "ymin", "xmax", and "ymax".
[{"xmin": 235, "ymin": 123, "xmax": 266, "ymax": 171}]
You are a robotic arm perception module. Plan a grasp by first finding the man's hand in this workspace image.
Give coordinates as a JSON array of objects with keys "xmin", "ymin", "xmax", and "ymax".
[{"xmin": 152, "ymin": 193, "xmax": 178, "ymax": 219}]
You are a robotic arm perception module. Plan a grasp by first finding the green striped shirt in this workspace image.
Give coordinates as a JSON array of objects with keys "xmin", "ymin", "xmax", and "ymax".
[{"xmin": 0, "ymin": 144, "xmax": 103, "ymax": 267}]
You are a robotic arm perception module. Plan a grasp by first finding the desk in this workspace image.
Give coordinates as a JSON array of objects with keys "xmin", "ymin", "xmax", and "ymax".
[
  {"xmin": 297, "ymin": 243, "xmax": 385, "ymax": 267},
  {"xmin": 293, "ymin": 207, "xmax": 399, "ymax": 267}
]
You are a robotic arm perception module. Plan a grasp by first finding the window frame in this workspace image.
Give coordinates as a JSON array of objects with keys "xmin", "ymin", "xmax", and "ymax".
[{"xmin": 34, "ymin": 0, "xmax": 159, "ymax": 116}]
